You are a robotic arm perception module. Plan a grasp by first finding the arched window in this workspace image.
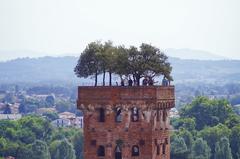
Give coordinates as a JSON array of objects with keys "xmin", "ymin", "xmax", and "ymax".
[
  {"xmin": 97, "ymin": 145, "xmax": 105, "ymax": 156},
  {"xmin": 156, "ymin": 109, "xmax": 160, "ymax": 121},
  {"xmin": 163, "ymin": 109, "xmax": 167, "ymax": 122},
  {"xmin": 165, "ymin": 138, "xmax": 168, "ymax": 144},
  {"xmin": 115, "ymin": 146, "xmax": 122, "ymax": 159},
  {"xmin": 162, "ymin": 144, "xmax": 166, "ymax": 155},
  {"xmin": 132, "ymin": 145, "xmax": 140, "ymax": 156},
  {"xmin": 157, "ymin": 145, "xmax": 160, "ymax": 155},
  {"xmin": 131, "ymin": 107, "xmax": 139, "ymax": 122},
  {"xmin": 115, "ymin": 107, "xmax": 122, "ymax": 122},
  {"xmin": 99, "ymin": 108, "xmax": 105, "ymax": 122}
]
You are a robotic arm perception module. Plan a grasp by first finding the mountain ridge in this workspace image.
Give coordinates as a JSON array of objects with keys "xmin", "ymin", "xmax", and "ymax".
[
  {"xmin": 0, "ymin": 48, "xmax": 236, "ymax": 62},
  {"xmin": 0, "ymin": 56, "xmax": 240, "ymax": 85}
]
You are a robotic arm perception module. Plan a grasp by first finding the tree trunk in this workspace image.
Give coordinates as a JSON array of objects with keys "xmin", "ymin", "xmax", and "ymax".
[
  {"xmin": 95, "ymin": 72, "xmax": 98, "ymax": 86},
  {"xmin": 136, "ymin": 74, "xmax": 140, "ymax": 86},
  {"xmin": 109, "ymin": 71, "xmax": 112, "ymax": 86},
  {"xmin": 133, "ymin": 75, "xmax": 136, "ymax": 85},
  {"xmin": 103, "ymin": 70, "xmax": 106, "ymax": 86}
]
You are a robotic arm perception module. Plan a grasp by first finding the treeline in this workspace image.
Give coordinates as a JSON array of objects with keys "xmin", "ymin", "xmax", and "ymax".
[
  {"xmin": 1, "ymin": 88, "xmax": 79, "ymax": 115},
  {"xmin": 0, "ymin": 116, "xmax": 83, "ymax": 159},
  {"xmin": 171, "ymin": 96, "xmax": 240, "ymax": 159},
  {"xmin": 175, "ymin": 83, "xmax": 240, "ymax": 109},
  {"xmin": 27, "ymin": 86, "xmax": 75, "ymax": 98},
  {"xmin": 74, "ymin": 41, "xmax": 172, "ymax": 86}
]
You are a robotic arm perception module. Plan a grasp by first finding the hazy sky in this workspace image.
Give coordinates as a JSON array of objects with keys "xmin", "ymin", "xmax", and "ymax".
[{"xmin": 0, "ymin": 0, "xmax": 240, "ymax": 60}]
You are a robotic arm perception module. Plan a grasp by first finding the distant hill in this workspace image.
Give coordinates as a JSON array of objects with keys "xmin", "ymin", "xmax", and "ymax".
[
  {"xmin": 0, "ymin": 56, "xmax": 239, "ymax": 85},
  {"xmin": 0, "ymin": 56, "xmax": 79, "ymax": 84},
  {"xmin": 165, "ymin": 48, "xmax": 227, "ymax": 60},
  {"xmin": 170, "ymin": 57, "xmax": 240, "ymax": 83},
  {"xmin": 0, "ymin": 48, "xmax": 231, "ymax": 62}
]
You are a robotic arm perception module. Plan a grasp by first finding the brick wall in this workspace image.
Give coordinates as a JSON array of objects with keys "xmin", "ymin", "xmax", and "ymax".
[{"xmin": 77, "ymin": 86, "xmax": 175, "ymax": 159}]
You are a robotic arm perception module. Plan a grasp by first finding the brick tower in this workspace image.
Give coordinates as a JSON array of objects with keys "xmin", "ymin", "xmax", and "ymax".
[{"xmin": 77, "ymin": 85, "xmax": 175, "ymax": 159}]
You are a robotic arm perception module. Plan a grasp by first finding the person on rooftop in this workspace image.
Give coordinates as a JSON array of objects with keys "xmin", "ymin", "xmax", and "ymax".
[
  {"xmin": 148, "ymin": 77, "xmax": 154, "ymax": 86},
  {"xmin": 121, "ymin": 79, "xmax": 124, "ymax": 86},
  {"xmin": 142, "ymin": 77, "xmax": 148, "ymax": 86},
  {"xmin": 162, "ymin": 76, "xmax": 169, "ymax": 86},
  {"xmin": 128, "ymin": 77, "xmax": 133, "ymax": 86}
]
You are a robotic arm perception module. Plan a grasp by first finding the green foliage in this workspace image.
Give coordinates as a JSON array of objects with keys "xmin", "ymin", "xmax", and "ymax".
[
  {"xmin": 72, "ymin": 132, "xmax": 83, "ymax": 159},
  {"xmin": 171, "ymin": 117, "xmax": 196, "ymax": 131},
  {"xmin": 0, "ymin": 120, "xmax": 18, "ymax": 139},
  {"xmin": 18, "ymin": 116, "xmax": 53, "ymax": 140},
  {"xmin": 50, "ymin": 139, "xmax": 76, "ymax": 159},
  {"xmin": 172, "ymin": 96, "xmax": 240, "ymax": 158},
  {"xmin": 181, "ymin": 96, "xmax": 233, "ymax": 130},
  {"xmin": 16, "ymin": 144, "xmax": 33, "ymax": 159},
  {"xmin": 178, "ymin": 129, "xmax": 194, "ymax": 150},
  {"xmin": 191, "ymin": 138, "xmax": 211, "ymax": 159},
  {"xmin": 17, "ymin": 128, "xmax": 36, "ymax": 144},
  {"xmin": 230, "ymin": 125, "xmax": 240, "ymax": 159},
  {"xmin": 19, "ymin": 98, "xmax": 40, "ymax": 113},
  {"xmin": 171, "ymin": 135, "xmax": 189, "ymax": 159},
  {"xmin": 214, "ymin": 137, "xmax": 232, "ymax": 159},
  {"xmin": 170, "ymin": 129, "xmax": 193, "ymax": 158},
  {"xmin": 2, "ymin": 141, "xmax": 19, "ymax": 157},
  {"xmin": 0, "ymin": 115, "xmax": 83, "ymax": 158},
  {"xmin": 125, "ymin": 43, "xmax": 172, "ymax": 85},
  {"xmin": 31, "ymin": 140, "xmax": 51, "ymax": 159},
  {"xmin": 0, "ymin": 116, "xmax": 52, "ymax": 144},
  {"xmin": 0, "ymin": 138, "xmax": 19, "ymax": 156},
  {"xmin": 74, "ymin": 41, "xmax": 102, "ymax": 86},
  {"xmin": 224, "ymin": 114, "xmax": 240, "ymax": 128},
  {"xmin": 114, "ymin": 46, "xmax": 129, "ymax": 78},
  {"xmin": 0, "ymin": 138, "xmax": 7, "ymax": 150},
  {"xmin": 55, "ymin": 100, "xmax": 76, "ymax": 113},
  {"xmin": 101, "ymin": 41, "xmax": 117, "ymax": 85},
  {"xmin": 45, "ymin": 94, "xmax": 55, "ymax": 107},
  {"xmin": 74, "ymin": 41, "xmax": 172, "ymax": 86},
  {"xmin": 51, "ymin": 127, "xmax": 80, "ymax": 141},
  {"xmin": 43, "ymin": 112, "xmax": 59, "ymax": 121},
  {"xmin": 199, "ymin": 124, "xmax": 231, "ymax": 156}
]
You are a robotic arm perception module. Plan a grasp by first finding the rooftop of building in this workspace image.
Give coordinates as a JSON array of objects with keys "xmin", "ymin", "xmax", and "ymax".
[{"xmin": 77, "ymin": 85, "xmax": 175, "ymax": 109}]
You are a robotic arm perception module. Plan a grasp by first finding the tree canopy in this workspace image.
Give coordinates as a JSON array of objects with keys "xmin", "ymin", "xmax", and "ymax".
[
  {"xmin": 192, "ymin": 138, "xmax": 211, "ymax": 159},
  {"xmin": 74, "ymin": 41, "xmax": 172, "ymax": 86},
  {"xmin": 180, "ymin": 96, "xmax": 233, "ymax": 130},
  {"xmin": 0, "ymin": 116, "xmax": 83, "ymax": 159},
  {"xmin": 50, "ymin": 139, "xmax": 76, "ymax": 159},
  {"xmin": 214, "ymin": 137, "xmax": 233, "ymax": 159},
  {"xmin": 171, "ymin": 96, "xmax": 240, "ymax": 159}
]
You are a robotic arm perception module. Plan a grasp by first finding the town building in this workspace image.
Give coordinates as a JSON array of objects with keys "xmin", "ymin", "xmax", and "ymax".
[
  {"xmin": 51, "ymin": 111, "xmax": 84, "ymax": 128},
  {"xmin": 0, "ymin": 114, "xmax": 22, "ymax": 120}
]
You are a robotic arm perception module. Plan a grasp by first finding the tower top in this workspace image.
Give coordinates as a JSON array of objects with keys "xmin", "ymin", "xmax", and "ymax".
[
  {"xmin": 77, "ymin": 85, "xmax": 174, "ymax": 111},
  {"xmin": 77, "ymin": 85, "xmax": 175, "ymax": 159}
]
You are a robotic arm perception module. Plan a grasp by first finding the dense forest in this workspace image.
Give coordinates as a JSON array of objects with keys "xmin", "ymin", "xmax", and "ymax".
[
  {"xmin": 171, "ymin": 96, "xmax": 240, "ymax": 159},
  {"xmin": 0, "ymin": 116, "xmax": 83, "ymax": 159}
]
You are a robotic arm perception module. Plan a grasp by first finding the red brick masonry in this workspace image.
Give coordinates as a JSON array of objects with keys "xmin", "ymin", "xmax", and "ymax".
[{"xmin": 77, "ymin": 86, "xmax": 175, "ymax": 159}]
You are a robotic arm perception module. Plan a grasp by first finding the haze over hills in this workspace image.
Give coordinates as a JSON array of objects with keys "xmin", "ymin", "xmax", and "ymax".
[
  {"xmin": 0, "ymin": 48, "xmax": 233, "ymax": 62},
  {"xmin": 0, "ymin": 56, "xmax": 239, "ymax": 85},
  {"xmin": 165, "ymin": 48, "xmax": 227, "ymax": 60}
]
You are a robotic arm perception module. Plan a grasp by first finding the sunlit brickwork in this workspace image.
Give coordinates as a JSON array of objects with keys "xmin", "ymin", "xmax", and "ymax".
[{"xmin": 77, "ymin": 86, "xmax": 175, "ymax": 159}]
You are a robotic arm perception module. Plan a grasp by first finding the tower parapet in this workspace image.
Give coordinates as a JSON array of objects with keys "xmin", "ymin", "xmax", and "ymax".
[{"xmin": 77, "ymin": 85, "xmax": 175, "ymax": 159}]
